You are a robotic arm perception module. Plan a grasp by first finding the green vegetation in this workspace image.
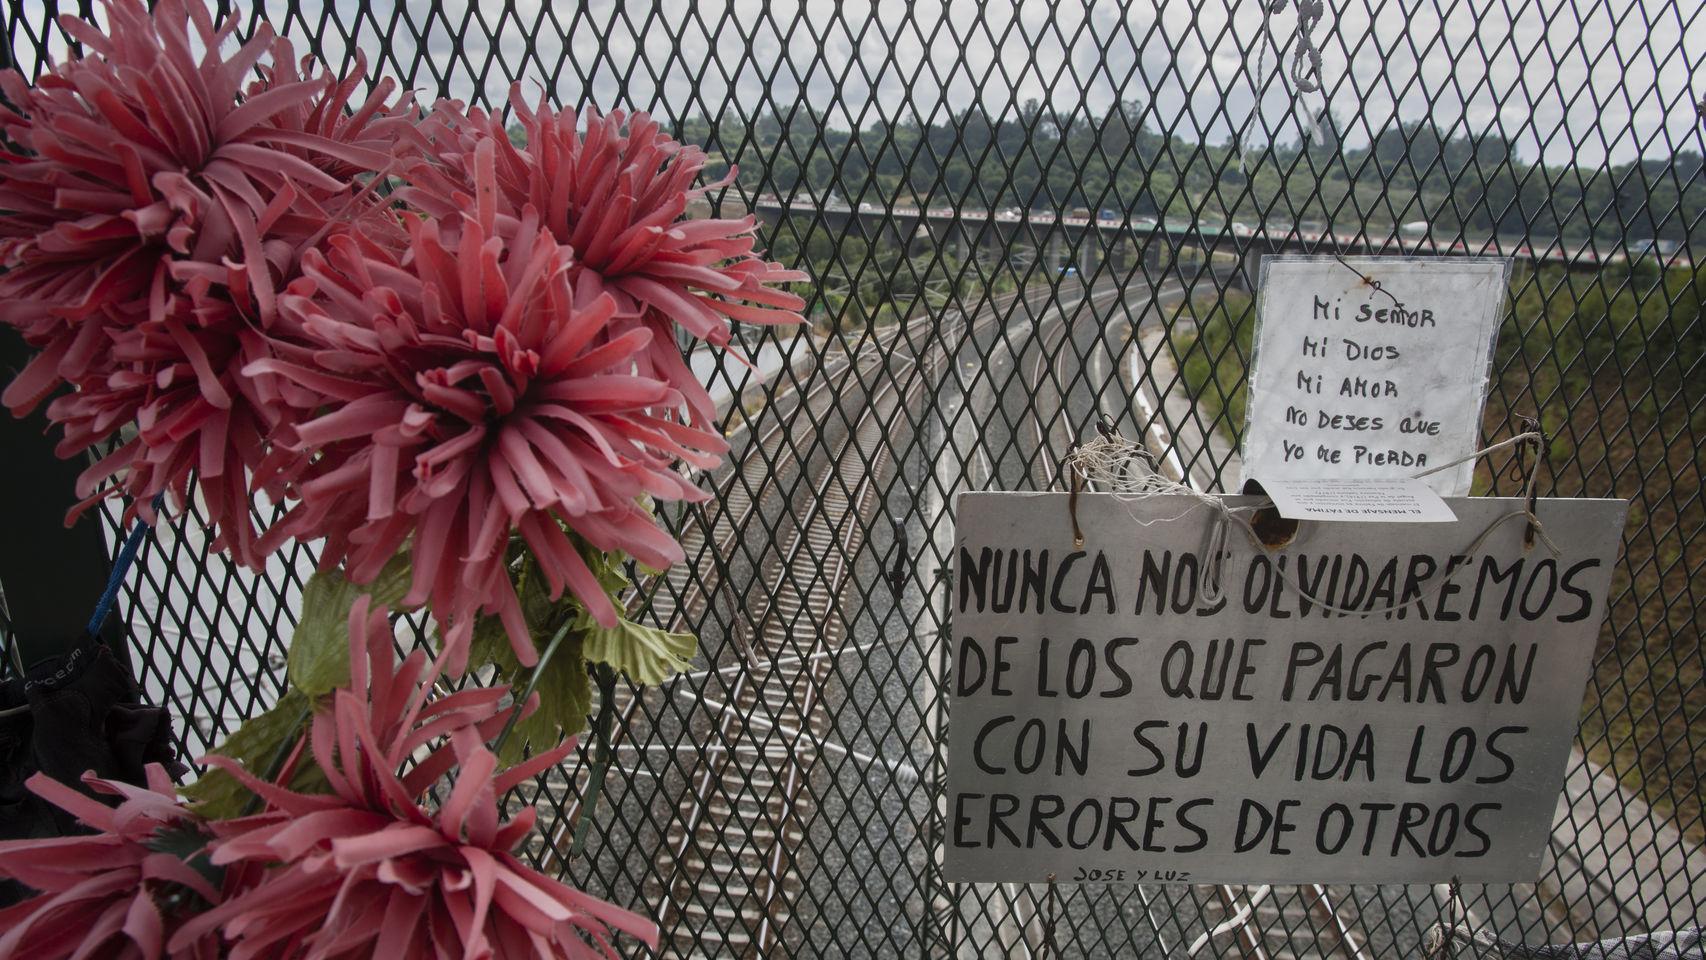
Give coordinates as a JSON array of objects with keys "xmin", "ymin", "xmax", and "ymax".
[
  {"xmin": 673, "ymin": 105, "xmax": 1705, "ymax": 247},
  {"xmin": 1171, "ymin": 288, "xmax": 1257, "ymax": 437},
  {"xmin": 756, "ymin": 234, "xmax": 1018, "ymax": 336},
  {"xmin": 1172, "ymin": 262, "xmax": 1706, "ymax": 843},
  {"xmin": 1500, "ymin": 263, "xmax": 1705, "ymax": 848},
  {"xmin": 660, "ymin": 106, "xmax": 1704, "ymax": 336}
]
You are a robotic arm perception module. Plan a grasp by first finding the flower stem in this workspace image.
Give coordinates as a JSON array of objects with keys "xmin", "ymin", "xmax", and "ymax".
[
  {"xmin": 570, "ymin": 663, "xmax": 618, "ymax": 862},
  {"xmin": 493, "ymin": 617, "xmax": 577, "ymax": 755},
  {"xmin": 242, "ymin": 699, "xmax": 311, "ymax": 817}
]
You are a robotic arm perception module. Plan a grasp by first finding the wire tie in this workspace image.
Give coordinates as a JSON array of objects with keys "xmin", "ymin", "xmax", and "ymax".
[
  {"xmin": 1096, "ymin": 412, "xmax": 1118, "ymax": 440},
  {"xmin": 1447, "ymin": 875, "xmax": 1463, "ymax": 959},
  {"xmin": 1066, "ymin": 447, "xmax": 1086, "ymax": 548},
  {"xmin": 1332, "ymin": 254, "xmax": 1400, "ymax": 305},
  {"xmin": 1516, "ymin": 417, "xmax": 1547, "ymax": 548},
  {"xmin": 1042, "ymin": 872, "xmax": 1060, "ymax": 958}
]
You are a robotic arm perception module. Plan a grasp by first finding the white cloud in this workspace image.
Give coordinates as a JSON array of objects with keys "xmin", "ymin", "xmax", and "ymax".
[{"xmin": 10, "ymin": 0, "xmax": 1704, "ymax": 166}]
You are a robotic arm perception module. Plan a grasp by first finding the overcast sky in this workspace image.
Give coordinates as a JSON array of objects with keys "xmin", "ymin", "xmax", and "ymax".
[{"xmin": 11, "ymin": 0, "xmax": 1705, "ymax": 167}]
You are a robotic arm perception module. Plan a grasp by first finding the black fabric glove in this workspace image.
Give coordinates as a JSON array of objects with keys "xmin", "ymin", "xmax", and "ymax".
[{"xmin": 0, "ymin": 637, "xmax": 185, "ymax": 906}]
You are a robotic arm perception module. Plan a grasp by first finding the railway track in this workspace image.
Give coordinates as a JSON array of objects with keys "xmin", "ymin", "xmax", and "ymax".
[
  {"xmin": 1026, "ymin": 281, "xmax": 1134, "ymax": 488},
  {"xmin": 520, "ymin": 281, "xmax": 1070, "ymax": 956},
  {"xmin": 1019, "ymin": 281, "xmax": 1373, "ymax": 960},
  {"xmin": 519, "ymin": 271, "xmax": 1374, "ymax": 958},
  {"xmin": 635, "ymin": 284, "xmax": 1083, "ymax": 956},
  {"xmin": 653, "ymin": 364, "xmax": 914, "ymax": 954}
]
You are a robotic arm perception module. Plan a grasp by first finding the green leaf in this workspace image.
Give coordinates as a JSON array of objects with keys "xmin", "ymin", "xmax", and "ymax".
[
  {"xmin": 581, "ymin": 617, "xmax": 698, "ymax": 686},
  {"xmin": 146, "ymin": 821, "xmax": 223, "ymax": 891},
  {"xmin": 584, "ymin": 547, "xmax": 632, "ymax": 594},
  {"xmin": 467, "ymin": 612, "xmax": 517, "ymax": 678},
  {"xmin": 472, "ymin": 615, "xmax": 594, "ymax": 764},
  {"xmin": 181, "ymin": 688, "xmax": 315, "ymax": 819},
  {"xmin": 506, "ymin": 631, "xmax": 594, "ymax": 764},
  {"xmin": 470, "ymin": 550, "xmax": 597, "ymax": 762},
  {"xmin": 459, "ymin": 530, "xmax": 689, "ymax": 762},
  {"xmin": 513, "ymin": 552, "xmax": 560, "ymax": 631},
  {"xmin": 287, "ymin": 552, "xmax": 413, "ymax": 698}
]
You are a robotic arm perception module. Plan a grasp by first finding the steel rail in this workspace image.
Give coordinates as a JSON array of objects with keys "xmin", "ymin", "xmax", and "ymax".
[
  {"xmin": 749, "ymin": 384, "xmax": 903, "ymax": 952},
  {"xmin": 1085, "ymin": 281, "xmax": 1181, "ymax": 958},
  {"xmin": 531, "ymin": 282, "xmax": 1061, "ymax": 912},
  {"xmin": 1025, "ymin": 280, "xmax": 1129, "ymax": 488},
  {"xmin": 1019, "ymin": 276, "xmax": 1370, "ymax": 960},
  {"xmin": 534, "ymin": 347, "xmax": 886, "ymax": 879},
  {"xmin": 989, "ymin": 278, "xmax": 1191, "ymax": 958},
  {"xmin": 652, "ymin": 285, "xmax": 1068, "ymax": 955}
]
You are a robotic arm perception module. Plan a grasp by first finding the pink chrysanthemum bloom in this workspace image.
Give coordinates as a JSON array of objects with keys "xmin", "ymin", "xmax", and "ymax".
[
  {"xmin": 405, "ymin": 86, "xmax": 807, "ymax": 426},
  {"xmin": 251, "ymin": 164, "xmax": 721, "ymax": 667},
  {"xmin": 171, "ymin": 598, "xmax": 657, "ymax": 958},
  {"xmin": 0, "ymin": 0, "xmax": 410, "ymax": 560},
  {"xmin": 47, "ymin": 271, "xmax": 300, "ymax": 561},
  {"xmin": 0, "ymin": 764, "xmax": 225, "ymax": 959}
]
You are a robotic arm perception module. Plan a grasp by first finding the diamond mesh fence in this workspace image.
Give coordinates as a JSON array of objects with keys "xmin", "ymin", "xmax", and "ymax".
[{"xmin": 2, "ymin": 0, "xmax": 1703, "ymax": 957}]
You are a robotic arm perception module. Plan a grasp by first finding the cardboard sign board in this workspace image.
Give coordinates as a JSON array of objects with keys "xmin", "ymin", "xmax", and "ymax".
[
  {"xmin": 946, "ymin": 491, "xmax": 1627, "ymax": 884},
  {"xmin": 1241, "ymin": 257, "xmax": 1511, "ymax": 497}
]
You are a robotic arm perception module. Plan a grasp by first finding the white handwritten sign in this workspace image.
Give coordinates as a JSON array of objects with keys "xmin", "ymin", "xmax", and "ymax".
[
  {"xmin": 946, "ymin": 491, "xmax": 1626, "ymax": 884},
  {"xmin": 1241, "ymin": 257, "xmax": 1510, "ymax": 496}
]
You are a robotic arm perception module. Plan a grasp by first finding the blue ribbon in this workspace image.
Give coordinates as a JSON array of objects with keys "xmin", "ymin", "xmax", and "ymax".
[{"xmin": 85, "ymin": 495, "xmax": 167, "ymax": 638}]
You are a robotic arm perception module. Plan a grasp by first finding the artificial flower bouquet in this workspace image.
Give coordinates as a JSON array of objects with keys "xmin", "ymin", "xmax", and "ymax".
[{"xmin": 0, "ymin": 0, "xmax": 803, "ymax": 954}]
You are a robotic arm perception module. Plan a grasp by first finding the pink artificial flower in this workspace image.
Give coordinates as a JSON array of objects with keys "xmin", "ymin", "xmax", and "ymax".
[
  {"xmin": 251, "ymin": 154, "xmax": 725, "ymax": 668},
  {"xmin": 171, "ymin": 598, "xmax": 658, "ymax": 958},
  {"xmin": 0, "ymin": 0, "xmax": 411, "ymax": 560},
  {"xmin": 46, "ymin": 281, "xmax": 292, "ymax": 562},
  {"xmin": 405, "ymin": 86, "xmax": 808, "ymax": 425},
  {"xmin": 0, "ymin": 764, "xmax": 225, "ymax": 959}
]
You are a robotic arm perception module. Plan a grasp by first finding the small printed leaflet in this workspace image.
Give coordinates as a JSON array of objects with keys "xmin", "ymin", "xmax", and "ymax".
[
  {"xmin": 1241, "ymin": 256, "xmax": 1510, "ymax": 496},
  {"xmin": 945, "ymin": 491, "xmax": 1626, "ymax": 884},
  {"xmin": 1256, "ymin": 476, "xmax": 1456, "ymax": 523}
]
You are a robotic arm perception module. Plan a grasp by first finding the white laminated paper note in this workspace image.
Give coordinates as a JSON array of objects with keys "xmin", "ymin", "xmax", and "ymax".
[
  {"xmin": 1240, "ymin": 257, "xmax": 1510, "ymax": 497},
  {"xmin": 1256, "ymin": 476, "xmax": 1457, "ymax": 523}
]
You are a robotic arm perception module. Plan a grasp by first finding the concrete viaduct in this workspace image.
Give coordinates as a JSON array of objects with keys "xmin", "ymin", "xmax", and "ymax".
[{"xmin": 751, "ymin": 197, "xmax": 1643, "ymax": 292}]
